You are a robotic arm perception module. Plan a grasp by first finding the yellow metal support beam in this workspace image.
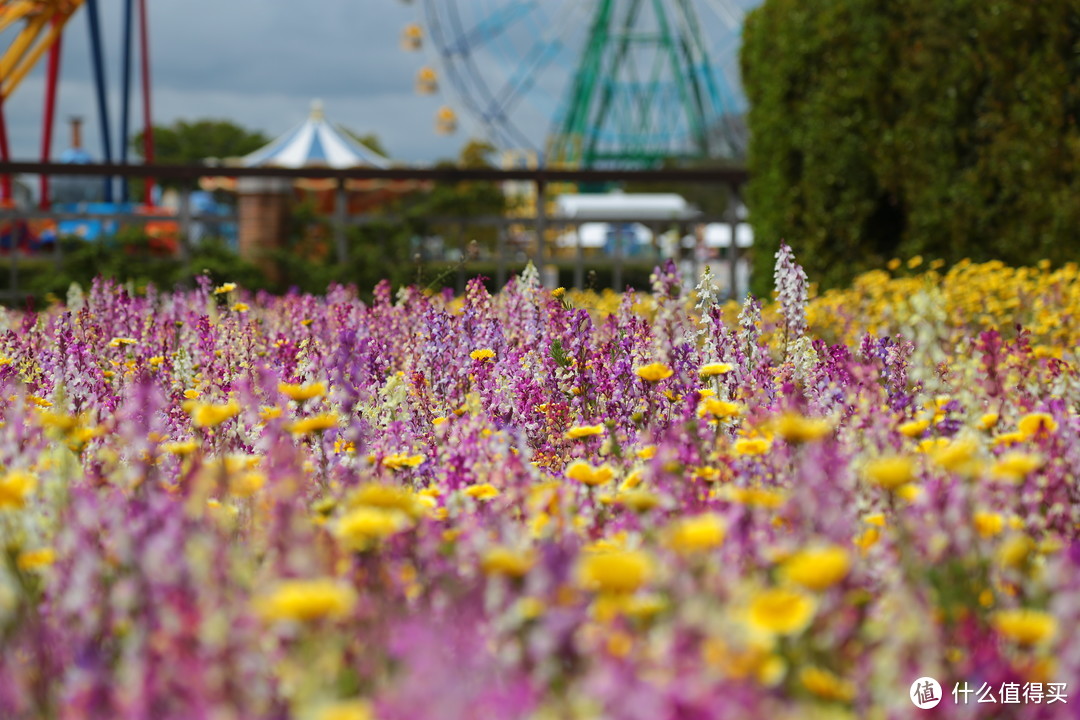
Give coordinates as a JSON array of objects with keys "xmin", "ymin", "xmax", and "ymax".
[{"xmin": 0, "ymin": 0, "xmax": 84, "ymax": 100}]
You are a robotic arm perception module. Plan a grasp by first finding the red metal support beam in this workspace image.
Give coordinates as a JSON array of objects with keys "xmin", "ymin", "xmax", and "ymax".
[
  {"xmin": 39, "ymin": 20, "xmax": 63, "ymax": 210},
  {"xmin": 0, "ymin": 99, "xmax": 11, "ymax": 204},
  {"xmin": 138, "ymin": 0, "xmax": 154, "ymax": 205}
]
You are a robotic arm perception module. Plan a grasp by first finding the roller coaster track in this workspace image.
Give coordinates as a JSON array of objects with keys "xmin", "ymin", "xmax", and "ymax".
[{"xmin": 0, "ymin": 0, "xmax": 84, "ymax": 101}]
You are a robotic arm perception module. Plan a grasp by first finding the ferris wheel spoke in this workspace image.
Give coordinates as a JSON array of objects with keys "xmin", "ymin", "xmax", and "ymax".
[
  {"xmin": 437, "ymin": 1, "xmax": 539, "ymax": 58},
  {"xmin": 487, "ymin": 1, "xmax": 589, "ymax": 124},
  {"xmin": 489, "ymin": 39, "xmax": 563, "ymax": 122}
]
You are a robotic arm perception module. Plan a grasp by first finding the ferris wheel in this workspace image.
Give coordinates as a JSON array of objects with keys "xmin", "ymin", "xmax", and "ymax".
[{"xmin": 401, "ymin": 0, "xmax": 750, "ymax": 168}]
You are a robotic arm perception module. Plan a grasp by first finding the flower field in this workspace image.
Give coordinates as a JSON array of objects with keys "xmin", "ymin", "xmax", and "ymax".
[{"xmin": 1, "ymin": 247, "xmax": 1078, "ymax": 719}]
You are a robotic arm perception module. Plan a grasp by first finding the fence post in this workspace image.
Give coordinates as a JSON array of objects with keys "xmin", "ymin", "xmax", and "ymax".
[
  {"xmin": 574, "ymin": 223, "xmax": 585, "ymax": 290},
  {"xmin": 534, "ymin": 179, "xmax": 546, "ymax": 284},
  {"xmin": 495, "ymin": 219, "xmax": 507, "ymax": 289},
  {"xmin": 178, "ymin": 185, "xmax": 192, "ymax": 264},
  {"xmin": 725, "ymin": 182, "xmax": 741, "ymax": 301},
  {"xmin": 334, "ymin": 177, "xmax": 348, "ymax": 265},
  {"xmin": 613, "ymin": 225, "xmax": 624, "ymax": 292},
  {"xmin": 9, "ymin": 242, "xmax": 18, "ymax": 304},
  {"xmin": 456, "ymin": 222, "xmax": 466, "ymax": 294}
]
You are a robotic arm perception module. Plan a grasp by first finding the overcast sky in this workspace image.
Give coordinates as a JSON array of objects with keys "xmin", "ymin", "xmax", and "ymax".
[{"xmin": 3, "ymin": 0, "xmax": 758, "ymax": 165}]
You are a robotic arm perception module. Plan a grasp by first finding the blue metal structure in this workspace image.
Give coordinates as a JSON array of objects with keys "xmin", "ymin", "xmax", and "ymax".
[{"xmin": 84, "ymin": 0, "xmax": 113, "ymax": 200}]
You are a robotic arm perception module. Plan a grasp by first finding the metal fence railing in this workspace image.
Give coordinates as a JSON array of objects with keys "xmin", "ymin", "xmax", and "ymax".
[{"xmin": 0, "ymin": 162, "xmax": 750, "ymax": 301}]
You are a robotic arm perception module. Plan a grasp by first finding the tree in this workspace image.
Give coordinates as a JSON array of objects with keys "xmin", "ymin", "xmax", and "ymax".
[
  {"xmin": 339, "ymin": 128, "xmax": 389, "ymax": 160},
  {"xmin": 131, "ymin": 119, "xmax": 270, "ymax": 188},
  {"xmin": 412, "ymin": 139, "xmax": 507, "ymax": 252},
  {"xmin": 741, "ymin": 0, "xmax": 1080, "ymax": 292}
]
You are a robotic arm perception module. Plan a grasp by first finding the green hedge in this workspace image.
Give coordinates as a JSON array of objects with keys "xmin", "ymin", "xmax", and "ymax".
[
  {"xmin": 741, "ymin": 0, "xmax": 1080, "ymax": 293},
  {"xmin": 1, "ymin": 232, "xmax": 663, "ymax": 306}
]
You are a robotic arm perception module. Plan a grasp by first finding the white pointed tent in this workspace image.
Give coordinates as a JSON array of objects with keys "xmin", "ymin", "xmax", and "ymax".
[
  {"xmin": 202, "ymin": 101, "xmax": 398, "ymax": 192},
  {"xmin": 239, "ymin": 100, "xmax": 389, "ymax": 170}
]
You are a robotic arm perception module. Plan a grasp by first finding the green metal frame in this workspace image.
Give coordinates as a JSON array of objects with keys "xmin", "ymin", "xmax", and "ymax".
[{"xmin": 547, "ymin": 0, "xmax": 727, "ymax": 168}]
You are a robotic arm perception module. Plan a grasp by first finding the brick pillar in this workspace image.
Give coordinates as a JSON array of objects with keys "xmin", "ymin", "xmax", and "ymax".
[{"xmin": 237, "ymin": 177, "xmax": 292, "ymax": 279}]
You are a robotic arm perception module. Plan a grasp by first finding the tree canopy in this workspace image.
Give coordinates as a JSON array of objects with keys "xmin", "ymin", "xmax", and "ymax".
[
  {"xmin": 741, "ymin": 0, "xmax": 1080, "ymax": 292},
  {"xmin": 131, "ymin": 119, "xmax": 270, "ymax": 166}
]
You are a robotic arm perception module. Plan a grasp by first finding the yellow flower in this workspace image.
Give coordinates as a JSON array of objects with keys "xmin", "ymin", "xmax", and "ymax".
[
  {"xmin": 213, "ymin": 282, "xmax": 237, "ymax": 295},
  {"xmin": 698, "ymin": 398, "xmax": 743, "ymax": 421},
  {"xmin": 255, "ymin": 579, "xmax": 356, "ymax": 622},
  {"xmin": 616, "ymin": 489, "xmax": 660, "ymax": 512},
  {"xmin": 776, "ymin": 412, "xmax": 832, "ymax": 443},
  {"xmin": 313, "ymin": 699, "xmax": 373, "ymax": 720},
  {"xmin": 183, "ymin": 389, "xmax": 201, "ymax": 400},
  {"xmin": 349, "ymin": 484, "xmax": 424, "ymax": 518},
  {"xmin": 997, "ymin": 535, "xmax": 1035, "ymax": 570},
  {"xmin": 746, "ymin": 587, "xmax": 816, "ymax": 635},
  {"xmin": 481, "ymin": 547, "xmax": 536, "ymax": 578},
  {"xmin": 566, "ymin": 460, "xmax": 615, "ymax": 486},
  {"xmin": 0, "ymin": 470, "xmax": 36, "ymax": 509},
  {"xmin": 232, "ymin": 302, "xmax": 250, "ymax": 312},
  {"xmin": 636, "ymin": 445, "xmax": 657, "ymax": 460},
  {"xmin": 551, "ymin": 287, "xmax": 566, "ymax": 299},
  {"xmin": 229, "ymin": 471, "xmax": 266, "ymax": 498},
  {"xmin": 38, "ymin": 410, "xmax": 78, "ymax": 432},
  {"xmin": 190, "ymin": 400, "xmax": 241, "ymax": 428},
  {"xmin": 733, "ymin": 437, "xmax": 771, "ymax": 456},
  {"xmin": 279, "ymin": 381, "xmax": 326, "ymax": 401},
  {"xmin": 470, "ymin": 348, "xmax": 496, "ymax": 361},
  {"xmin": 464, "ymin": 483, "xmax": 501, "ymax": 501},
  {"xmin": 16, "ymin": 548, "xmax": 56, "ymax": 571},
  {"xmin": 863, "ymin": 456, "xmax": 915, "ymax": 490},
  {"xmin": 917, "ymin": 437, "xmax": 949, "ymax": 453},
  {"xmin": 382, "ymin": 453, "xmax": 426, "ymax": 471},
  {"xmin": 800, "ymin": 666, "xmax": 856, "ymax": 702},
  {"xmin": 991, "ymin": 608, "xmax": 1057, "ymax": 646},
  {"xmin": 699, "ymin": 362, "xmax": 734, "ymax": 377},
  {"xmin": 897, "ymin": 418, "xmax": 930, "ymax": 438},
  {"xmin": 335, "ymin": 507, "xmax": 410, "ymax": 550},
  {"xmin": 666, "ymin": 513, "xmax": 726, "ymax": 554},
  {"xmin": 864, "ymin": 513, "xmax": 886, "ymax": 527},
  {"xmin": 148, "ymin": 356, "xmax": 165, "ymax": 368},
  {"xmin": 992, "ymin": 431, "xmax": 1025, "ymax": 447},
  {"xmin": 907, "ymin": 255, "xmax": 923, "ymax": 269},
  {"xmin": 1017, "ymin": 412, "xmax": 1058, "ymax": 440},
  {"xmin": 635, "ymin": 362, "xmax": 674, "ymax": 382},
  {"xmin": 720, "ymin": 486, "xmax": 786, "ymax": 509},
  {"xmin": 288, "ymin": 413, "xmax": 340, "ymax": 436},
  {"xmin": 780, "ymin": 545, "xmax": 851, "ymax": 591},
  {"xmin": 108, "ymin": 337, "xmax": 137, "ymax": 348},
  {"xmin": 977, "ymin": 413, "xmax": 999, "ymax": 431},
  {"xmin": 566, "ymin": 424, "xmax": 606, "ymax": 440},
  {"xmin": 161, "ymin": 439, "xmax": 199, "ymax": 456},
  {"xmin": 619, "ymin": 469, "xmax": 644, "ymax": 490},
  {"xmin": 575, "ymin": 550, "xmax": 654, "ymax": 594},
  {"xmin": 258, "ymin": 406, "xmax": 284, "ymax": 421},
  {"xmin": 854, "ymin": 527, "xmax": 880, "ymax": 553},
  {"xmin": 973, "ymin": 511, "xmax": 1005, "ymax": 538},
  {"xmin": 991, "ymin": 452, "xmax": 1043, "ymax": 483},
  {"xmin": 932, "ymin": 437, "xmax": 980, "ymax": 474}
]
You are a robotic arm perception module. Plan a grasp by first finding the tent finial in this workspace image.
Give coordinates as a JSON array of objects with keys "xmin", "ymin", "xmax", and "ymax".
[{"xmin": 310, "ymin": 99, "xmax": 325, "ymax": 121}]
